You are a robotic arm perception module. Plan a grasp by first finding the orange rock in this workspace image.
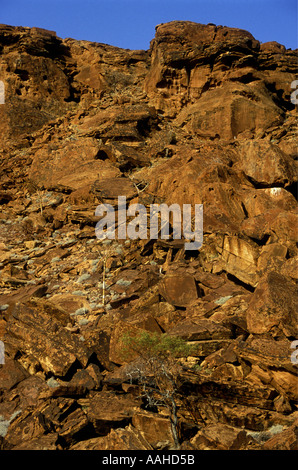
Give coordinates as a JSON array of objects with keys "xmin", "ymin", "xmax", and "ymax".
[{"xmin": 246, "ymin": 271, "xmax": 298, "ymax": 336}]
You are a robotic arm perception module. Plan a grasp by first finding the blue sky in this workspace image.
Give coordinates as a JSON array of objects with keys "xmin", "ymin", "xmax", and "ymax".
[{"xmin": 0, "ymin": 0, "xmax": 297, "ymax": 50}]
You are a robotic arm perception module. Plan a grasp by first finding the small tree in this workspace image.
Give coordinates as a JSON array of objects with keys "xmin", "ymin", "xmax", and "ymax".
[
  {"xmin": 97, "ymin": 241, "xmax": 118, "ymax": 306},
  {"xmin": 122, "ymin": 331, "xmax": 194, "ymax": 449}
]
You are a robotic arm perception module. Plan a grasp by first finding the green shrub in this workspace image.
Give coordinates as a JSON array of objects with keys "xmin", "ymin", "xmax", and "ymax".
[
  {"xmin": 122, "ymin": 330, "xmax": 194, "ymax": 362},
  {"xmin": 121, "ymin": 330, "xmax": 196, "ymax": 449}
]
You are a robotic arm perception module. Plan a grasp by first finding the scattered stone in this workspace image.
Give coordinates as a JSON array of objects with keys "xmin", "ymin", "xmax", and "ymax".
[{"xmin": 0, "ymin": 20, "xmax": 296, "ymax": 451}]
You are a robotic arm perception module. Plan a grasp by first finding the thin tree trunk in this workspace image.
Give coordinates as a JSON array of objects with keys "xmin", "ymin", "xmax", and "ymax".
[
  {"xmin": 102, "ymin": 257, "xmax": 106, "ymax": 305},
  {"xmin": 170, "ymin": 396, "xmax": 180, "ymax": 449}
]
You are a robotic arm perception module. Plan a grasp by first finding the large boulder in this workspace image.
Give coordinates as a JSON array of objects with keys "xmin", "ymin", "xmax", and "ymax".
[
  {"xmin": 3, "ymin": 299, "xmax": 92, "ymax": 376},
  {"xmin": 28, "ymin": 137, "xmax": 120, "ymax": 190},
  {"xmin": 246, "ymin": 271, "xmax": 298, "ymax": 337},
  {"xmin": 235, "ymin": 140, "xmax": 297, "ymax": 187}
]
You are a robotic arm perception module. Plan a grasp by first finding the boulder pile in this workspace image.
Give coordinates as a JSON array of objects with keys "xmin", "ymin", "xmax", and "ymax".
[{"xmin": 0, "ymin": 21, "xmax": 297, "ymax": 450}]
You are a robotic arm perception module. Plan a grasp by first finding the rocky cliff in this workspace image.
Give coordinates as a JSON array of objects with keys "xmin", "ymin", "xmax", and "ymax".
[{"xmin": 0, "ymin": 21, "xmax": 297, "ymax": 450}]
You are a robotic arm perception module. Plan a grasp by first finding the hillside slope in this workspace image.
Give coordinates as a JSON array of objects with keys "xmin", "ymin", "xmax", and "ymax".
[{"xmin": 0, "ymin": 21, "xmax": 297, "ymax": 450}]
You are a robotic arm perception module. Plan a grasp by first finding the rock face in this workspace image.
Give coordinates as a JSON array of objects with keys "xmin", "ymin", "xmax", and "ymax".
[{"xmin": 0, "ymin": 21, "xmax": 297, "ymax": 451}]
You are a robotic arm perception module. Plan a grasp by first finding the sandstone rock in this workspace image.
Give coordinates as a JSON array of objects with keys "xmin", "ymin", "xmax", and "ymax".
[
  {"xmin": 270, "ymin": 370, "xmax": 298, "ymax": 402},
  {"xmin": 57, "ymin": 408, "xmax": 89, "ymax": 445},
  {"xmin": 240, "ymin": 207, "xmax": 297, "ymax": 254},
  {"xmin": 49, "ymin": 293, "xmax": 90, "ymax": 316},
  {"xmin": 94, "ymin": 143, "xmax": 150, "ymax": 171},
  {"xmin": 246, "ymin": 271, "xmax": 298, "ymax": 337},
  {"xmin": 159, "ymin": 274, "xmax": 199, "ymax": 307},
  {"xmin": 257, "ymin": 243, "xmax": 287, "ymax": 274},
  {"xmin": 11, "ymin": 433, "xmax": 59, "ymax": 450},
  {"xmin": 77, "ymin": 103, "xmax": 157, "ymax": 142},
  {"xmin": 236, "ymin": 140, "xmax": 297, "ymax": 187},
  {"xmin": 10, "ymin": 375, "xmax": 51, "ymax": 408},
  {"xmin": 145, "ymin": 21, "xmax": 259, "ymax": 117},
  {"xmin": 4, "ymin": 407, "xmax": 55, "ymax": 447},
  {"xmin": 0, "ymin": 42, "xmax": 71, "ymax": 148},
  {"xmin": 167, "ymin": 318, "xmax": 232, "ymax": 341},
  {"xmin": 190, "ymin": 423, "xmax": 252, "ymax": 450},
  {"xmin": 0, "ymin": 358, "xmax": 29, "ymax": 391},
  {"xmin": 29, "ymin": 137, "xmax": 120, "ymax": 191},
  {"xmin": 124, "ymin": 310, "xmax": 164, "ymax": 334},
  {"xmin": 281, "ymin": 256, "xmax": 298, "ymax": 280},
  {"xmin": 70, "ymin": 424, "xmax": 152, "ymax": 450},
  {"xmin": 86, "ymin": 391, "xmax": 142, "ymax": 435},
  {"xmin": 242, "ymin": 187, "xmax": 297, "ymax": 219},
  {"xmin": 217, "ymin": 235, "xmax": 260, "ymax": 287},
  {"xmin": 262, "ymin": 420, "xmax": 298, "ymax": 450},
  {"xmin": 128, "ymin": 301, "xmax": 181, "ymax": 333},
  {"xmin": 178, "ymin": 82, "xmax": 283, "ymax": 140},
  {"xmin": 0, "ymin": 20, "xmax": 297, "ymax": 451},
  {"xmin": 109, "ymin": 321, "xmax": 147, "ymax": 365},
  {"xmin": 185, "ymin": 339, "xmax": 232, "ymax": 358},
  {"xmin": 132, "ymin": 410, "xmax": 174, "ymax": 448},
  {"xmin": 208, "ymin": 293, "xmax": 250, "ymax": 327},
  {"xmin": 92, "ymin": 176, "xmax": 137, "ymax": 202},
  {"xmin": 235, "ymin": 336, "xmax": 295, "ymax": 371},
  {"xmin": 260, "ymin": 41, "xmax": 286, "ymax": 54},
  {"xmin": 144, "ymin": 20, "xmax": 291, "ymax": 142},
  {"xmin": 3, "ymin": 396, "xmax": 86, "ymax": 449},
  {"xmin": 1, "ymin": 284, "xmax": 47, "ymax": 312},
  {"xmin": 4, "ymin": 299, "xmax": 92, "ymax": 376}
]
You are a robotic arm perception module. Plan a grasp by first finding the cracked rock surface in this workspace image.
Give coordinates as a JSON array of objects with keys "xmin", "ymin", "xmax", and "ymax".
[{"xmin": 0, "ymin": 21, "xmax": 297, "ymax": 450}]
